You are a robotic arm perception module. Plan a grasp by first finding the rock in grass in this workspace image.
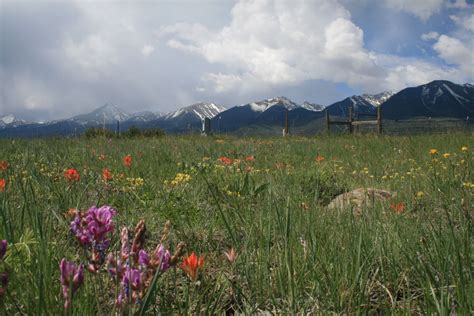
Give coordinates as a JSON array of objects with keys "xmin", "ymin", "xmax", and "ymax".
[{"xmin": 327, "ymin": 188, "xmax": 396, "ymax": 213}]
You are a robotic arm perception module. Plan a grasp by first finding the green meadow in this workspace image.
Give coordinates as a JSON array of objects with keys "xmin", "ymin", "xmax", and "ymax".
[{"xmin": 0, "ymin": 133, "xmax": 472, "ymax": 314}]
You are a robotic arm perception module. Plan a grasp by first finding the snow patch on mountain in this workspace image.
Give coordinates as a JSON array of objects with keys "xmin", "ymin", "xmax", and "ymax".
[
  {"xmin": 163, "ymin": 103, "xmax": 226, "ymax": 121},
  {"xmin": 360, "ymin": 91, "xmax": 394, "ymax": 106},
  {"xmin": 243, "ymin": 96, "xmax": 321, "ymax": 113},
  {"xmin": 301, "ymin": 101, "xmax": 324, "ymax": 111}
]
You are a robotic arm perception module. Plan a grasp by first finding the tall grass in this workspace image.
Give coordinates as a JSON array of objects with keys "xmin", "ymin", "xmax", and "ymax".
[{"xmin": 0, "ymin": 134, "xmax": 472, "ymax": 314}]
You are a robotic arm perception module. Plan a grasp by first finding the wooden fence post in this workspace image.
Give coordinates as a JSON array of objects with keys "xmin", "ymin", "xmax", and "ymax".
[
  {"xmin": 283, "ymin": 109, "xmax": 289, "ymax": 136},
  {"xmin": 377, "ymin": 106, "xmax": 382, "ymax": 134},
  {"xmin": 348, "ymin": 106, "xmax": 353, "ymax": 134},
  {"xmin": 116, "ymin": 120, "xmax": 120, "ymax": 136},
  {"xmin": 326, "ymin": 110, "xmax": 330, "ymax": 134},
  {"xmin": 202, "ymin": 118, "xmax": 211, "ymax": 136}
]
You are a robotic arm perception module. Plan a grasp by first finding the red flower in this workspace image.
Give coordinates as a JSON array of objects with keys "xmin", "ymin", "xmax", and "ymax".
[
  {"xmin": 0, "ymin": 161, "xmax": 8, "ymax": 171},
  {"xmin": 64, "ymin": 169, "xmax": 80, "ymax": 181},
  {"xmin": 102, "ymin": 168, "xmax": 113, "ymax": 182},
  {"xmin": 217, "ymin": 156, "xmax": 233, "ymax": 165},
  {"xmin": 315, "ymin": 155, "xmax": 325, "ymax": 162},
  {"xmin": 180, "ymin": 252, "xmax": 204, "ymax": 281},
  {"xmin": 390, "ymin": 202, "xmax": 405, "ymax": 214},
  {"xmin": 0, "ymin": 179, "xmax": 5, "ymax": 192},
  {"xmin": 244, "ymin": 155, "xmax": 255, "ymax": 162},
  {"xmin": 123, "ymin": 155, "xmax": 133, "ymax": 168}
]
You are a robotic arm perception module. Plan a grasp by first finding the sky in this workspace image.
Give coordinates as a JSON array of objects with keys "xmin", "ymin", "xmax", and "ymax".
[{"xmin": 0, "ymin": 0, "xmax": 473, "ymax": 122}]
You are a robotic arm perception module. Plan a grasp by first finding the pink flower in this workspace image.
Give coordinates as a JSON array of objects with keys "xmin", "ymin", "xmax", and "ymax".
[
  {"xmin": 59, "ymin": 259, "xmax": 84, "ymax": 310},
  {"xmin": 224, "ymin": 247, "xmax": 237, "ymax": 263}
]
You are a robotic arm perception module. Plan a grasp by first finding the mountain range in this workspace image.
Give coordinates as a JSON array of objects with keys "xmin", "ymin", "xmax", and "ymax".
[{"xmin": 0, "ymin": 80, "xmax": 472, "ymax": 137}]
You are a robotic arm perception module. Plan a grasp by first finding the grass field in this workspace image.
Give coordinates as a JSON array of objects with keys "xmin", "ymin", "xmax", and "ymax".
[{"xmin": 0, "ymin": 134, "xmax": 472, "ymax": 314}]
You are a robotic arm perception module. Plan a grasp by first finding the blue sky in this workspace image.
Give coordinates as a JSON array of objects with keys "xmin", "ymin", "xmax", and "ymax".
[{"xmin": 0, "ymin": 0, "xmax": 473, "ymax": 121}]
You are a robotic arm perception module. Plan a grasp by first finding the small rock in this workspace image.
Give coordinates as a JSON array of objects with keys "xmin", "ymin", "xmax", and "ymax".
[{"xmin": 327, "ymin": 188, "xmax": 396, "ymax": 213}]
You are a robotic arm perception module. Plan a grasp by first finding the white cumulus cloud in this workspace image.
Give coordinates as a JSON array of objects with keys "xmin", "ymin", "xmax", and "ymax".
[
  {"xmin": 160, "ymin": 0, "xmax": 472, "ymax": 94},
  {"xmin": 384, "ymin": 0, "xmax": 443, "ymax": 21}
]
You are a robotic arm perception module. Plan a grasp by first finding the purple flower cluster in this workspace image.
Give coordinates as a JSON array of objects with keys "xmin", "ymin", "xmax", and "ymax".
[
  {"xmin": 107, "ymin": 227, "xmax": 172, "ymax": 307},
  {"xmin": 59, "ymin": 259, "xmax": 84, "ymax": 310},
  {"xmin": 0, "ymin": 240, "xmax": 8, "ymax": 299},
  {"xmin": 70, "ymin": 205, "xmax": 116, "ymax": 247},
  {"xmin": 70, "ymin": 205, "xmax": 116, "ymax": 272}
]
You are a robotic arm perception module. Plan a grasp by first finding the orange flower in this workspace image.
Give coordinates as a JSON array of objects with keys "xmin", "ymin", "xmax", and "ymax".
[
  {"xmin": 217, "ymin": 156, "xmax": 233, "ymax": 165},
  {"xmin": 390, "ymin": 202, "xmax": 405, "ymax": 214},
  {"xmin": 245, "ymin": 155, "xmax": 255, "ymax": 162},
  {"xmin": 123, "ymin": 155, "xmax": 133, "ymax": 168},
  {"xmin": 102, "ymin": 168, "xmax": 113, "ymax": 181},
  {"xmin": 180, "ymin": 252, "xmax": 204, "ymax": 281},
  {"xmin": 0, "ymin": 160, "xmax": 8, "ymax": 171},
  {"xmin": 0, "ymin": 179, "xmax": 5, "ymax": 192},
  {"xmin": 64, "ymin": 208, "xmax": 78, "ymax": 218},
  {"xmin": 315, "ymin": 155, "xmax": 325, "ymax": 162},
  {"xmin": 64, "ymin": 168, "xmax": 80, "ymax": 181}
]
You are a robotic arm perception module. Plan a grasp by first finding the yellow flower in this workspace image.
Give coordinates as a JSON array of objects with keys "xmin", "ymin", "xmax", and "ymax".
[
  {"xmin": 416, "ymin": 191, "xmax": 424, "ymax": 198},
  {"xmin": 429, "ymin": 149, "xmax": 438, "ymax": 155},
  {"xmin": 461, "ymin": 146, "xmax": 468, "ymax": 153},
  {"xmin": 443, "ymin": 153, "xmax": 450, "ymax": 159}
]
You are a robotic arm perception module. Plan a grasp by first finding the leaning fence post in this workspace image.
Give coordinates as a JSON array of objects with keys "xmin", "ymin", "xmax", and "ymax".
[{"xmin": 377, "ymin": 106, "xmax": 382, "ymax": 134}]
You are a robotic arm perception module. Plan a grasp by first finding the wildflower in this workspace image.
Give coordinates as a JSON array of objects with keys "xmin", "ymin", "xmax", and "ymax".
[
  {"xmin": 245, "ymin": 155, "xmax": 255, "ymax": 162},
  {"xmin": 120, "ymin": 227, "xmax": 130, "ymax": 260},
  {"xmin": 152, "ymin": 244, "xmax": 171, "ymax": 272},
  {"xmin": 429, "ymin": 149, "xmax": 438, "ymax": 155},
  {"xmin": 315, "ymin": 155, "xmax": 325, "ymax": 162},
  {"xmin": 181, "ymin": 252, "xmax": 204, "ymax": 281},
  {"xmin": 64, "ymin": 208, "xmax": 77, "ymax": 218},
  {"xmin": 443, "ymin": 153, "xmax": 450, "ymax": 159},
  {"xmin": 138, "ymin": 249, "xmax": 150, "ymax": 267},
  {"xmin": 224, "ymin": 247, "xmax": 237, "ymax": 263},
  {"xmin": 416, "ymin": 191, "xmax": 424, "ymax": 198},
  {"xmin": 461, "ymin": 146, "xmax": 468, "ymax": 153},
  {"xmin": 117, "ymin": 267, "xmax": 143, "ymax": 306},
  {"xmin": 102, "ymin": 168, "xmax": 113, "ymax": 181},
  {"xmin": 131, "ymin": 220, "xmax": 146, "ymax": 259},
  {"xmin": 0, "ymin": 179, "xmax": 5, "ymax": 192},
  {"xmin": 70, "ymin": 206, "xmax": 116, "ymax": 270},
  {"xmin": 218, "ymin": 156, "xmax": 233, "ymax": 165},
  {"xmin": 123, "ymin": 155, "xmax": 133, "ymax": 168},
  {"xmin": 390, "ymin": 202, "xmax": 406, "ymax": 214},
  {"xmin": 59, "ymin": 259, "xmax": 84, "ymax": 310},
  {"xmin": 64, "ymin": 168, "xmax": 80, "ymax": 181},
  {"xmin": 0, "ymin": 240, "xmax": 6, "ymax": 260},
  {"xmin": 0, "ymin": 161, "xmax": 8, "ymax": 171},
  {"xmin": 99, "ymin": 154, "xmax": 107, "ymax": 161}
]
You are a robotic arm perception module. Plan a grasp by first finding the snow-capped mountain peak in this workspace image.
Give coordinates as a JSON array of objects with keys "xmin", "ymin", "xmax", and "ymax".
[
  {"xmin": 360, "ymin": 91, "xmax": 394, "ymax": 106},
  {"xmin": 0, "ymin": 114, "xmax": 15, "ymax": 125},
  {"xmin": 163, "ymin": 102, "xmax": 226, "ymax": 121},
  {"xmin": 245, "ymin": 96, "xmax": 301, "ymax": 112},
  {"xmin": 70, "ymin": 103, "xmax": 130, "ymax": 125},
  {"xmin": 0, "ymin": 114, "xmax": 27, "ymax": 128}
]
